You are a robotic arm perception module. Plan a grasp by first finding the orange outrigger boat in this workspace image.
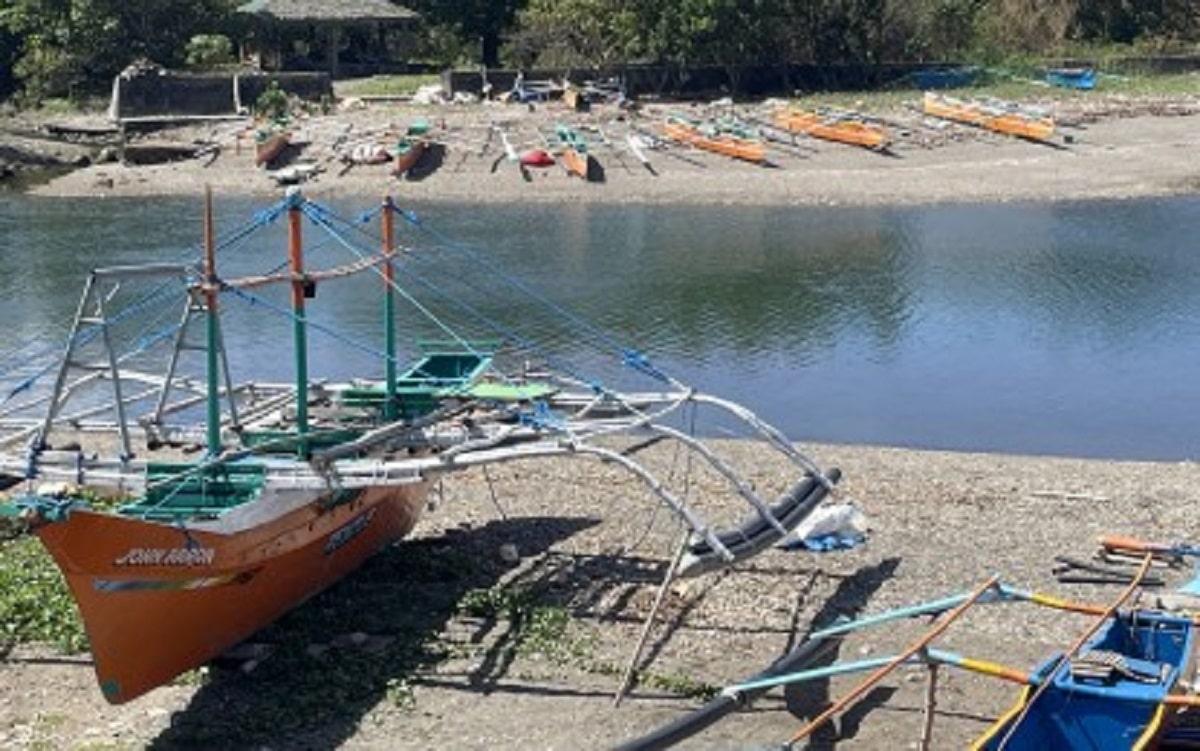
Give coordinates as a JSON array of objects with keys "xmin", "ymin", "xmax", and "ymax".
[
  {"xmin": 773, "ymin": 108, "xmax": 890, "ymax": 151},
  {"xmin": 554, "ymin": 123, "xmax": 593, "ymax": 179},
  {"xmin": 392, "ymin": 119, "xmax": 431, "ymax": 178},
  {"xmin": 662, "ymin": 116, "xmax": 767, "ymax": 164},
  {"xmin": 254, "ymin": 129, "xmax": 290, "ymax": 167},
  {"xmin": 0, "ymin": 189, "xmax": 840, "ymax": 704},
  {"xmin": 922, "ymin": 91, "xmax": 1056, "ymax": 142}
]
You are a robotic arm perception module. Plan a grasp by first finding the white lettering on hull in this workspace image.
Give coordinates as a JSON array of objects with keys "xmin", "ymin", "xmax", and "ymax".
[{"xmin": 113, "ymin": 547, "xmax": 216, "ymax": 567}]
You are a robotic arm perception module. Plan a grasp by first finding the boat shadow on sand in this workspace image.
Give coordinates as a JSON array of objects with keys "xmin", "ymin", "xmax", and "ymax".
[{"xmin": 146, "ymin": 514, "xmax": 599, "ymax": 749}]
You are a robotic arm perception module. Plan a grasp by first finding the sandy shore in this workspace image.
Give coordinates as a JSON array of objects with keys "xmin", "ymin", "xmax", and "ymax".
[
  {"xmin": 2, "ymin": 440, "xmax": 1199, "ymax": 749},
  {"xmin": 20, "ymin": 93, "xmax": 1200, "ymax": 207}
]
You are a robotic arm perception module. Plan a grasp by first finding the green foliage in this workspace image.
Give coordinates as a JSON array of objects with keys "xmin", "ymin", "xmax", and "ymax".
[
  {"xmin": 1, "ymin": 0, "xmax": 1199, "ymax": 104},
  {"xmin": 510, "ymin": 0, "xmax": 640, "ymax": 69},
  {"xmin": 185, "ymin": 34, "xmax": 234, "ymax": 69},
  {"xmin": 0, "ymin": 537, "xmax": 87, "ymax": 654},
  {"xmin": 407, "ymin": 0, "xmax": 527, "ymax": 68},
  {"xmin": 0, "ymin": 27, "xmax": 18, "ymax": 99},
  {"xmin": 642, "ymin": 671, "xmax": 720, "ymax": 700},
  {"xmin": 0, "ymin": 0, "xmax": 239, "ymax": 102},
  {"xmin": 254, "ymin": 80, "xmax": 289, "ymax": 120},
  {"xmin": 457, "ymin": 584, "xmax": 585, "ymax": 660}
]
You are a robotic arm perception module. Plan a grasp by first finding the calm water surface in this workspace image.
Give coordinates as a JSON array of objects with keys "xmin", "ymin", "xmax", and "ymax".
[{"xmin": 1, "ymin": 194, "xmax": 1197, "ymax": 461}]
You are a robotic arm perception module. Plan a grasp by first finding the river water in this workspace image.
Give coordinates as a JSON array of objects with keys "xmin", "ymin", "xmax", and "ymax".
[{"xmin": 1, "ymin": 193, "xmax": 1197, "ymax": 461}]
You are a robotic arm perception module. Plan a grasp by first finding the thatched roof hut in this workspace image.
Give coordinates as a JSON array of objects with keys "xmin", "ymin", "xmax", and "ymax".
[
  {"xmin": 237, "ymin": 0, "xmax": 419, "ymax": 76},
  {"xmin": 238, "ymin": 0, "xmax": 418, "ymax": 24}
]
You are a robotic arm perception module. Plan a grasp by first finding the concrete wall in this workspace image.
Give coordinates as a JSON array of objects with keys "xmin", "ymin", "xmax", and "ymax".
[{"xmin": 111, "ymin": 71, "xmax": 332, "ymax": 120}]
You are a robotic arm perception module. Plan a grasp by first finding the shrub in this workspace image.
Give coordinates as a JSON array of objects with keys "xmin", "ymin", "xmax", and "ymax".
[{"xmin": 185, "ymin": 34, "xmax": 235, "ymax": 69}]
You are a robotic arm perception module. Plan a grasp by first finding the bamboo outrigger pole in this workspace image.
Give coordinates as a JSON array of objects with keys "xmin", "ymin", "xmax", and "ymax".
[{"xmin": 790, "ymin": 575, "xmax": 1001, "ymax": 744}]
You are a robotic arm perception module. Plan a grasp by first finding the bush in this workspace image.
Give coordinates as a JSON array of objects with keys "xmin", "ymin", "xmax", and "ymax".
[
  {"xmin": 185, "ymin": 34, "xmax": 235, "ymax": 69},
  {"xmin": 254, "ymin": 80, "xmax": 290, "ymax": 120}
]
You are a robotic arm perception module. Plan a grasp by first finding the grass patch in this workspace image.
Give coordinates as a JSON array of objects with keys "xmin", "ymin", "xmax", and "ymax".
[
  {"xmin": 458, "ymin": 583, "xmax": 591, "ymax": 662},
  {"xmin": 779, "ymin": 70, "xmax": 1199, "ymax": 114},
  {"xmin": 335, "ymin": 74, "xmax": 444, "ymax": 99},
  {"xmin": 0, "ymin": 536, "xmax": 86, "ymax": 655}
]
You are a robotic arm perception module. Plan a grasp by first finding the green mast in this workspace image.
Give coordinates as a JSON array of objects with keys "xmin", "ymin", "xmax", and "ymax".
[
  {"xmin": 203, "ymin": 186, "xmax": 221, "ymax": 456},
  {"xmin": 382, "ymin": 196, "xmax": 398, "ymax": 420}
]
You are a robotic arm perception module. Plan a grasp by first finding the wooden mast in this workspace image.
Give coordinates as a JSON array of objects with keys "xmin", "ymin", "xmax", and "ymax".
[{"xmin": 286, "ymin": 187, "xmax": 309, "ymax": 454}]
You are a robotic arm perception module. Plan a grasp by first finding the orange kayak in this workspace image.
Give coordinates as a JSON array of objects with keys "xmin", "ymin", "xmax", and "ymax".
[
  {"xmin": 774, "ymin": 109, "xmax": 889, "ymax": 150},
  {"xmin": 923, "ymin": 92, "xmax": 1055, "ymax": 142},
  {"xmin": 662, "ymin": 117, "xmax": 766, "ymax": 164}
]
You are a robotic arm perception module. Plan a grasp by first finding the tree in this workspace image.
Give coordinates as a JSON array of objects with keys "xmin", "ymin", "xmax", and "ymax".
[
  {"xmin": 0, "ymin": 0, "xmax": 237, "ymax": 102},
  {"xmin": 511, "ymin": 0, "xmax": 639, "ymax": 69},
  {"xmin": 0, "ymin": 28, "xmax": 19, "ymax": 99},
  {"xmin": 407, "ymin": 0, "xmax": 526, "ymax": 68}
]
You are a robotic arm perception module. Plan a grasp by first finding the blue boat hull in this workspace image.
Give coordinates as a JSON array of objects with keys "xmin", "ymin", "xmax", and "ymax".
[
  {"xmin": 973, "ymin": 611, "xmax": 1194, "ymax": 750},
  {"xmin": 1046, "ymin": 67, "xmax": 1097, "ymax": 90}
]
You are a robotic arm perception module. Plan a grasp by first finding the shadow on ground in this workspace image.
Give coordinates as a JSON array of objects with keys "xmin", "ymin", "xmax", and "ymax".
[
  {"xmin": 148, "ymin": 515, "xmax": 597, "ymax": 749},
  {"xmin": 785, "ymin": 557, "xmax": 902, "ymax": 749}
]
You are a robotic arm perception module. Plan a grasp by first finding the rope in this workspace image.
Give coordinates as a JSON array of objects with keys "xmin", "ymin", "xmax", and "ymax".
[
  {"xmin": 221, "ymin": 255, "xmax": 387, "ymax": 290},
  {"xmin": 0, "ymin": 198, "xmax": 287, "ymax": 403},
  {"xmin": 298, "ymin": 201, "xmax": 481, "ymax": 356},
  {"xmin": 388, "ymin": 204, "xmax": 672, "ymax": 384},
  {"xmin": 221, "ymin": 285, "xmax": 395, "ymax": 364},
  {"xmin": 293, "ymin": 198, "xmax": 616, "ymax": 434}
]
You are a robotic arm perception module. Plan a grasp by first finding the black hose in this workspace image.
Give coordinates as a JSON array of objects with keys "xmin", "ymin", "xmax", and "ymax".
[{"xmin": 614, "ymin": 633, "xmax": 843, "ymax": 750}]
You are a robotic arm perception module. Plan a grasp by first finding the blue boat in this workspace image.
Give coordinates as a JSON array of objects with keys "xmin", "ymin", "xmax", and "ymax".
[
  {"xmin": 973, "ymin": 609, "xmax": 1195, "ymax": 750},
  {"xmin": 1046, "ymin": 67, "xmax": 1097, "ymax": 90},
  {"xmin": 910, "ymin": 66, "xmax": 978, "ymax": 90},
  {"xmin": 621, "ymin": 581, "xmax": 1200, "ymax": 751}
]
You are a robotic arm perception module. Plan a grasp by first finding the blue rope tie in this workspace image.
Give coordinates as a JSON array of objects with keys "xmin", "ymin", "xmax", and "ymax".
[
  {"xmin": 622, "ymin": 349, "xmax": 670, "ymax": 383},
  {"xmin": 519, "ymin": 400, "xmax": 562, "ymax": 430}
]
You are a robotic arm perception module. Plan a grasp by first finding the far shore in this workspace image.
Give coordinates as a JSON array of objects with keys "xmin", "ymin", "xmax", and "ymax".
[{"xmin": 11, "ymin": 92, "xmax": 1200, "ymax": 207}]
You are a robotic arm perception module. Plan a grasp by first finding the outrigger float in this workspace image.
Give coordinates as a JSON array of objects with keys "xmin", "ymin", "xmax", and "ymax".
[
  {"xmin": 623, "ymin": 558, "xmax": 1200, "ymax": 750},
  {"xmin": 0, "ymin": 189, "xmax": 840, "ymax": 704}
]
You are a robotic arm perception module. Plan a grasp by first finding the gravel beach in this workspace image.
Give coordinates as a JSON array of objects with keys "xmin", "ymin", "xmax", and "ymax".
[
  {"xmin": 2, "ymin": 441, "xmax": 1199, "ymax": 749},
  {"xmin": 17, "ymin": 91, "xmax": 1200, "ymax": 207},
  {"xmin": 2, "ymin": 91, "xmax": 1200, "ymax": 749}
]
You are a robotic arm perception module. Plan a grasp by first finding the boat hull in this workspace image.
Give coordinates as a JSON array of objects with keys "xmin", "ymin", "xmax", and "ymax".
[
  {"xmin": 923, "ymin": 92, "xmax": 1055, "ymax": 142},
  {"xmin": 392, "ymin": 139, "xmax": 426, "ymax": 177},
  {"xmin": 972, "ymin": 610, "xmax": 1194, "ymax": 750},
  {"xmin": 560, "ymin": 146, "xmax": 589, "ymax": 179},
  {"xmin": 255, "ymin": 132, "xmax": 290, "ymax": 167},
  {"xmin": 774, "ymin": 110, "xmax": 889, "ymax": 150},
  {"xmin": 663, "ymin": 119, "xmax": 766, "ymax": 164},
  {"xmin": 35, "ymin": 483, "xmax": 427, "ymax": 704}
]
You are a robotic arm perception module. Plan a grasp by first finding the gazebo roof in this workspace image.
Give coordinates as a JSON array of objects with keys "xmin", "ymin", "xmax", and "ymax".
[{"xmin": 237, "ymin": 0, "xmax": 418, "ymax": 23}]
